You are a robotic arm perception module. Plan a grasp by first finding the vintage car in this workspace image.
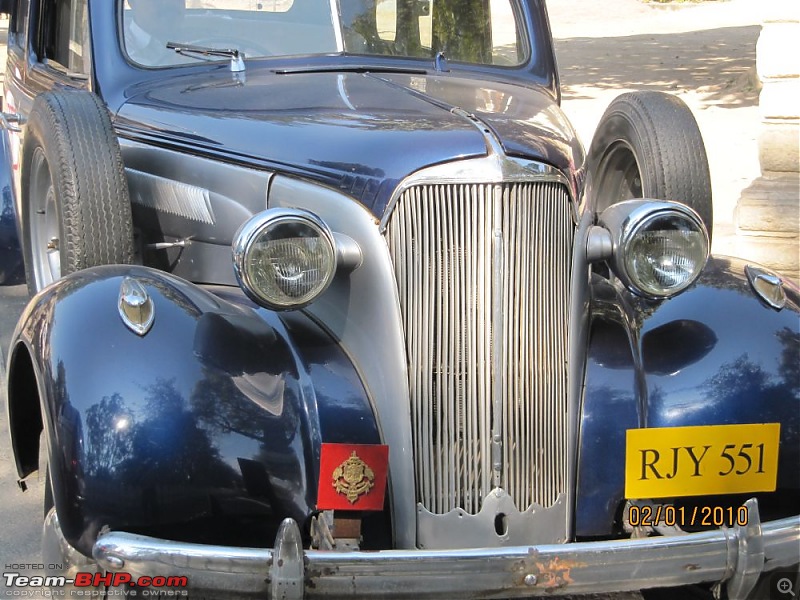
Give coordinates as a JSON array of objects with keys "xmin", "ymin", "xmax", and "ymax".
[{"xmin": 0, "ymin": 0, "xmax": 798, "ymax": 598}]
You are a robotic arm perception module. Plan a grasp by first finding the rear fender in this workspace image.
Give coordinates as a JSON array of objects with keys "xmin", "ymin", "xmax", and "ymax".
[
  {"xmin": 576, "ymin": 256, "xmax": 800, "ymax": 537},
  {"xmin": 6, "ymin": 265, "xmax": 382, "ymax": 556}
]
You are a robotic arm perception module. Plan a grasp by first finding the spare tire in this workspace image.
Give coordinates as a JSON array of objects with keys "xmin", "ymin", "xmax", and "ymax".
[
  {"xmin": 587, "ymin": 91, "xmax": 713, "ymax": 241},
  {"xmin": 20, "ymin": 91, "xmax": 134, "ymax": 294}
]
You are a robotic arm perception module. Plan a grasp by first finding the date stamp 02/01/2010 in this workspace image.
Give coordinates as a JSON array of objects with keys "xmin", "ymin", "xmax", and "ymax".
[{"xmin": 625, "ymin": 503, "xmax": 750, "ymax": 528}]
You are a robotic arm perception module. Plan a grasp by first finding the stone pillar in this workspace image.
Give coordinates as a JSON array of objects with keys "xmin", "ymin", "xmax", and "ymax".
[{"xmin": 734, "ymin": 0, "xmax": 800, "ymax": 282}]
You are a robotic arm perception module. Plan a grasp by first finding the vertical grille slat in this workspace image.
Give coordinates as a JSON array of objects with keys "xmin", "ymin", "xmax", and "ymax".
[{"xmin": 387, "ymin": 180, "xmax": 573, "ymax": 514}]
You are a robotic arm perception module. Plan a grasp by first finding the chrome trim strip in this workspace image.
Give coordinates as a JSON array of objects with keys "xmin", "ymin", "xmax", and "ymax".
[
  {"xmin": 90, "ymin": 500, "xmax": 799, "ymax": 599},
  {"xmin": 127, "ymin": 168, "xmax": 215, "ymax": 225},
  {"xmin": 490, "ymin": 219, "xmax": 504, "ymax": 489}
]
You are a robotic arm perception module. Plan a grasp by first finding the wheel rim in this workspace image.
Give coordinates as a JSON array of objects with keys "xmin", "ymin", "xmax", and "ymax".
[
  {"xmin": 595, "ymin": 142, "xmax": 644, "ymax": 212},
  {"xmin": 29, "ymin": 147, "xmax": 61, "ymax": 290}
]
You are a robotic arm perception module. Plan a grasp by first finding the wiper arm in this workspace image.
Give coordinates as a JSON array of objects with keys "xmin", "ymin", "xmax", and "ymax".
[{"xmin": 166, "ymin": 42, "xmax": 245, "ymax": 72}]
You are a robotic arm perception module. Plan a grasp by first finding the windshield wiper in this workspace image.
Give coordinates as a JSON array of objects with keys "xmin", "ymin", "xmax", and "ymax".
[{"xmin": 166, "ymin": 42, "xmax": 245, "ymax": 73}]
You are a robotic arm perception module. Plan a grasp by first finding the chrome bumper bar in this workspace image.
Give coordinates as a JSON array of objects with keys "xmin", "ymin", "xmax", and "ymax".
[{"xmin": 81, "ymin": 499, "xmax": 798, "ymax": 600}]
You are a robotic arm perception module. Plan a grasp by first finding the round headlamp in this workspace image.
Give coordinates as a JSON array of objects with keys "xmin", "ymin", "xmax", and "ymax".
[
  {"xmin": 233, "ymin": 209, "xmax": 336, "ymax": 310},
  {"xmin": 596, "ymin": 200, "xmax": 710, "ymax": 299},
  {"xmin": 622, "ymin": 209, "xmax": 708, "ymax": 298}
]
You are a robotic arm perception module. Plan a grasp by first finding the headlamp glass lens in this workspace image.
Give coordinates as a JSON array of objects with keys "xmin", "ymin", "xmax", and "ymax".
[
  {"xmin": 243, "ymin": 219, "xmax": 335, "ymax": 308},
  {"xmin": 625, "ymin": 214, "xmax": 708, "ymax": 297}
]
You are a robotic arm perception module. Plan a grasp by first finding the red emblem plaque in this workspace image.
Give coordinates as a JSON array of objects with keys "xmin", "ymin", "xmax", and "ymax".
[{"xmin": 317, "ymin": 443, "xmax": 389, "ymax": 511}]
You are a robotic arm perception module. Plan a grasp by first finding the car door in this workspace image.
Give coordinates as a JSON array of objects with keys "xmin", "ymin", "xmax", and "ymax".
[
  {"xmin": 7, "ymin": 0, "xmax": 92, "ymax": 119},
  {"xmin": 4, "ymin": 0, "xmax": 32, "ymax": 117}
]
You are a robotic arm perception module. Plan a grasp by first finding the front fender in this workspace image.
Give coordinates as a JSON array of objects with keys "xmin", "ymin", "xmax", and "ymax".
[
  {"xmin": 576, "ymin": 256, "xmax": 800, "ymax": 537},
  {"xmin": 0, "ymin": 125, "xmax": 24, "ymax": 285},
  {"xmin": 7, "ymin": 266, "xmax": 382, "ymax": 556}
]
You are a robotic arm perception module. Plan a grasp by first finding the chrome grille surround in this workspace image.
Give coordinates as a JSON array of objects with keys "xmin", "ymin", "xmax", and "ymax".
[{"xmin": 383, "ymin": 157, "xmax": 576, "ymax": 526}]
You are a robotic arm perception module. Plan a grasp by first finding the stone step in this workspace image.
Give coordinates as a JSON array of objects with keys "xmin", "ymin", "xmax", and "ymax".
[
  {"xmin": 735, "ymin": 173, "xmax": 800, "ymax": 236},
  {"xmin": 758, "ymin": 122, "xmax": 800, "ymax": 172},
  {"xmin": 760, "ymin": 79, "xmax": 800, "ymax": 120}
]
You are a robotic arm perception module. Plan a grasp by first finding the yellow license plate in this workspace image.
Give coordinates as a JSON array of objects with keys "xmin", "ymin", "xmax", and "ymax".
[{"xmin": 625, "ymin": 423, "xmax": 780, "ymax": 499}]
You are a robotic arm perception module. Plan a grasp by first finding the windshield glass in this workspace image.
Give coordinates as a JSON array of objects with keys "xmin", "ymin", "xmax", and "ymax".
[{"xmin": 120, "ymin": 0, "xmax": 527, "ymax": 68}]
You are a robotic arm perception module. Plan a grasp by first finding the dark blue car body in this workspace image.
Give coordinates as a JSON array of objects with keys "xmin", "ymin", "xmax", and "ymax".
[{"xmin": 0, "ymin": 0, "xmax": 797, "ymax": 597}]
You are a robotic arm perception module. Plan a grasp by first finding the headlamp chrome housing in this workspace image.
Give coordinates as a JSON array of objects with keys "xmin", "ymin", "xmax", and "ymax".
[
  {"xmin": 594, "ymin": 200, "xmax": 710, "ymax": 299},
  {"xmin": 233, "ymin": 209, "xmax": 337, "ymax": 310}
]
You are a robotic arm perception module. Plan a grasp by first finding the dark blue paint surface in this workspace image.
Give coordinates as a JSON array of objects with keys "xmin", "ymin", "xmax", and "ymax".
[
  {"xmin": 112, "ymin": 67, "xmax": 582, "ymax": 217},
  {"xmin": 10, "ymin": 267, "xmax": 382, "ymax": 554},
  {"xmin": 576, "ymin": 257, "xmax": 800, "ymax": 537},
  {"xmin": 72, "ymin": 0, "xmax": 578, "ymax": 218},
  {"xmin": 0, "ymin": 129, "xmax": 23, "ymax": 285}
]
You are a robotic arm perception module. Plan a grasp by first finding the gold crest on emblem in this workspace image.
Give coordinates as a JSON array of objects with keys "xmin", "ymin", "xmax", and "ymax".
[{"xmin": 332, "ymin": 451, "xmax": 375, "ymax": 504}]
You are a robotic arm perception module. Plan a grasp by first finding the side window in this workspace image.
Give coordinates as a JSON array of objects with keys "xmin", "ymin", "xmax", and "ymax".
[{"xmin": 34, "ymin": 0, "xmax": 91, "ymax": 75}]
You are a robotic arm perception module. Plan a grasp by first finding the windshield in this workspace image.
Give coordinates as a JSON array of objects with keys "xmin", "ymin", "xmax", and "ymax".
[{"xmin": 120, "ymin": 0, "xmax": 527, "ymax": 68}]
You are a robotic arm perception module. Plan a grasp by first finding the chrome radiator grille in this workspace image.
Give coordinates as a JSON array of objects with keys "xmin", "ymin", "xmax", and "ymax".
[{"xmin": 385, "ymin": 181, "xmax": 573, "ymax": 515}]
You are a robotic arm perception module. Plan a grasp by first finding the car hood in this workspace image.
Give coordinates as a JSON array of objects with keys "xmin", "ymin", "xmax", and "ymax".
[{"xmin": 116, "ymin": 66, "xmax": 583, "ymax": 217}]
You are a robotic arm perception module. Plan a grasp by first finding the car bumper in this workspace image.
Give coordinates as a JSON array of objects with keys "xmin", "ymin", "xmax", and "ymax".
[{"xmin": 49, "ymin": 499, "xmax": 798, "ymax": 600}]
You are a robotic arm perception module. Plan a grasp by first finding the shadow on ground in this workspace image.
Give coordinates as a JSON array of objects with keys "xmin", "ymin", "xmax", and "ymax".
[{"xmin": 555, "ymin": 25, "xmax": 760, "ymax": 108}]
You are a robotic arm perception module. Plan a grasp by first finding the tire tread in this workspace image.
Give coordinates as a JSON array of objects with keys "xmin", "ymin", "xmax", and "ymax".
[
  {"xmin": 588, "ymin": 91, "xmax": 713, "ymax": 238},
  {"xmin": 21, "ymin": 91, "xmax": 133, "ymax": 292}
]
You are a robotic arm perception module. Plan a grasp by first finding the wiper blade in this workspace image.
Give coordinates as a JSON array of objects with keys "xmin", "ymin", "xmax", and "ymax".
[{"xmin": 166, "ymin": 42, "xmax": 245, "ymax": 72}]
